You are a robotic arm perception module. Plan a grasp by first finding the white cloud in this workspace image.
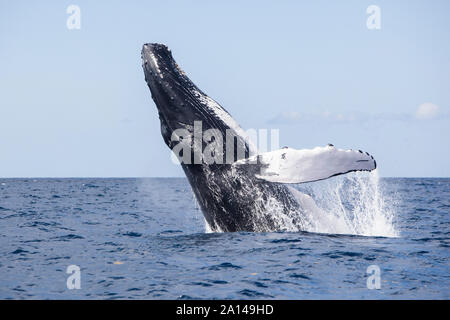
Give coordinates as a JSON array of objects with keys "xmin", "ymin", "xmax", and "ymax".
[
  {"xmin": 268, "ymin": 104, "xmax": 446, "ymax": 125},
  {"xmin": 267, "ymin": 111, "xmax": 302, "ymax": 124},
  {"xmin": 415, "ymin": 103, "xmax": 440, "ymax": 120},
  {"xmin": 267, "ymin": 110, "xmax": 371, "ymax": 124}
]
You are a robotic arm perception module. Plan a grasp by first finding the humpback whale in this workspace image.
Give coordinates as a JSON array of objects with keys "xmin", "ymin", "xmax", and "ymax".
[{"xmin": 141, "ymin": 43, "xmax": 376, "ymax": 232}]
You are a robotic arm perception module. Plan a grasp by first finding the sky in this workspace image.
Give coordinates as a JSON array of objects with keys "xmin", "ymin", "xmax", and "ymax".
[{"xmin": 0, "ymin": 0, "xmax": 449, "ymax": 177}]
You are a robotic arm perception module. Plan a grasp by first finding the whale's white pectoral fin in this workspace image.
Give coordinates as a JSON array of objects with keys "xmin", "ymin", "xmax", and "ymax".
[{"xmin": 235, "ymin": 145, "xmax": 377, "ymax": 184}]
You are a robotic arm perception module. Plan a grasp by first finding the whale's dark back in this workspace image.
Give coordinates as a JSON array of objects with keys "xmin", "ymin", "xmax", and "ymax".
[{"xmin": 142, "ymin": 43, "xmax": 301, "ymax": 231}]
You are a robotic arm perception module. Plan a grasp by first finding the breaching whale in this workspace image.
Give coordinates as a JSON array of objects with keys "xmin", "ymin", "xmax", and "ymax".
[{"xmin": 141, "ymin": 43, "xmax": 376, "ymax": 232}]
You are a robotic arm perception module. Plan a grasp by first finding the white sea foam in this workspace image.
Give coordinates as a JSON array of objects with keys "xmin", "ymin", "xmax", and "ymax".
[
  {"xmin": 200, "ymin": 170, "xmax": 398, "ymax": 236},
  {"xmin": 290, "ymin": 170, "xmax": 399, "ymax": 237}
]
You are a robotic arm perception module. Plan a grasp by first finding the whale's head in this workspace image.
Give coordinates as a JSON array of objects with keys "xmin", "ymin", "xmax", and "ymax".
[
  {"xmin": 141, "ymin": 43, "xmax": 197, "ymax": 147},
  {"xmin": 141, "ymin": 43, "xmax": 253, "ymax": 163}
]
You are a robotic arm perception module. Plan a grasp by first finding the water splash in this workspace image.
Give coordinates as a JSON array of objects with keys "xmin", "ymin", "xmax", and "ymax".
[
  {"xmin": 290, "ymin": 170, "xmax": 399, "ymax": 237},
  {"xmin": 199, "ymin": 170, "xmax": 398, "ymax": 236}
]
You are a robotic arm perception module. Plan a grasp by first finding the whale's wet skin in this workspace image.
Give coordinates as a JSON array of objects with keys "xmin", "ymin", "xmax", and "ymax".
[{"xmin": 142, "ymin": 43, "xmax": 376, "ymax": 232}]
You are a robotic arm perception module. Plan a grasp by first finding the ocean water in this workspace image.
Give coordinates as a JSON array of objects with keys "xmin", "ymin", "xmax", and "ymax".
[{"xmin": 0, "ymin": 176, "xmax": 448, "ymax": 299}]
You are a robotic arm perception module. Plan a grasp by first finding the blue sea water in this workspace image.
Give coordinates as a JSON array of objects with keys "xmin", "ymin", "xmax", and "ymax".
[{"xmin": 0, "ymin": 177, "xmax": 448, "ymax": 299}]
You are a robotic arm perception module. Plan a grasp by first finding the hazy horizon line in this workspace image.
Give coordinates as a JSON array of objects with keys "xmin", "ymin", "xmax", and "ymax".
[{"xmin": 1, "ymin": 176, "xmax": 449, "ymax": 179}]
